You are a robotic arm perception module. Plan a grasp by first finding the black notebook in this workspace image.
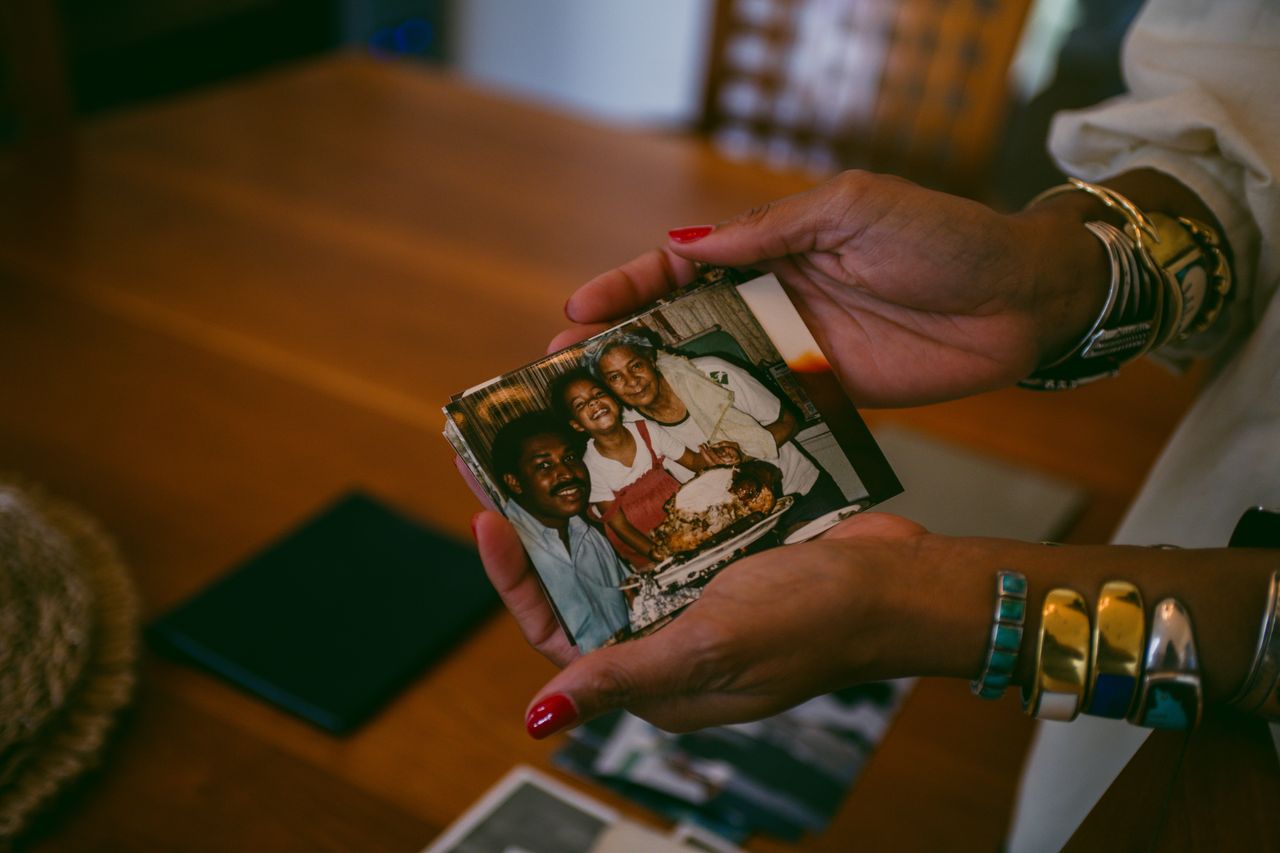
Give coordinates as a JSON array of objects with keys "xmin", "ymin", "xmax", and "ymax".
[{"xmin": 149, "ymin": 491, "xmax": 499, "ymax": 734}]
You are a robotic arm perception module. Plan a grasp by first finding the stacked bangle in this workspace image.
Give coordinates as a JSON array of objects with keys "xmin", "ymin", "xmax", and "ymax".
[
  {"xmin": 971, "ymin": 571, "xmax": 1028, "ymax": 700},
  {"xmin": 1085, "ymin": 581, "xmax": 1145, "ymax": 718},
  {"xmin": 1230, "ymin": 570, "xmax": 1280, "ymax": 720},
  {"xmin": 1021, "ymin": 178, "xmax": 1233, "ymax": 390},
  {"xmin": 969, "ymin": 571, "xmax": 1235, "ymax": 731},
  {"xmin": 1023, "ymin": 588, "xmax": 1091, "ymax": 721},
  {"xmin": 1131, "ymin": 598, "xmax": 1203, "ymax": 730}
]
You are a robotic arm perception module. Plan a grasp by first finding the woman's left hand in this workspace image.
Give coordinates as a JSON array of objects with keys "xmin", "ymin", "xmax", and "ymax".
[
  {"xmin": 468, "ymin": 455, "xmax": 1278, "ymax": 732},
  {"xmin": 700, "ymin": 441, "xmax": 743, "ymax": 466},
  {"xmin": 475, "ymin": 509, "xmax": 939, "ymax": 735}
]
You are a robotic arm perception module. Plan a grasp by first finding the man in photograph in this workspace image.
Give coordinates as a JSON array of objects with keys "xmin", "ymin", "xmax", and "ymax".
[
  {"xmin": 491, "ymin": 410, "xmax": 631, "ymax": 651},
  {"xmin": 584, "ymin": 330, "xmax": 848, "ymax": 529}
]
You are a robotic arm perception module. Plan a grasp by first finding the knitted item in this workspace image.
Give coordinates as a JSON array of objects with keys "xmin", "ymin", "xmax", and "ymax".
[{"xmin": 0, "ymin": 479, "xmax": 139, "ymax": 840}]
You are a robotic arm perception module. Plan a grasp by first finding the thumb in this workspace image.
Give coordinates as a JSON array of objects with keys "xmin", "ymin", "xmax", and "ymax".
[
  {"xmin": 523, "ymin": 629, "xmax": 700, "ymax": 739},
  {"xmin": 666, "ymin": 173, "xmax": 866, "ymax": 266}
]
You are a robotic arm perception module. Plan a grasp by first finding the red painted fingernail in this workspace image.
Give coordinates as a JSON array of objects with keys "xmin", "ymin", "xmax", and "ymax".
[
  {"xmin": 668, "ymin": 225, "xmax": 714, "ymax": 243},
  {"xmin": 526, "ymin": 693, "xmax": 578, "ymax": 739},
  {"xmin": 470, "ymin": 512, "xmax": 483, "ymax": 541}
]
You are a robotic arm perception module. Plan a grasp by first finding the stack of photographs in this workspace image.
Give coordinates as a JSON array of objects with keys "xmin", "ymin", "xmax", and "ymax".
[
  {"xmin": 553, "ymin": 682, "xmax": 915, "ymax": 844},
  {"xmin": 423, "ymin": 765, "xmax": 745, "ymax": 852},
  {"xmin": 445, "ymin": 268, "xmax": 901, "ymax": 652}
]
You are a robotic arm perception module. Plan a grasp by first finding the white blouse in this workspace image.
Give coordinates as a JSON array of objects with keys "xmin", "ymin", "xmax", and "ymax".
[{"xmin": 1010, "ymin": 1, "xmax": 1280, "ymax": 849}]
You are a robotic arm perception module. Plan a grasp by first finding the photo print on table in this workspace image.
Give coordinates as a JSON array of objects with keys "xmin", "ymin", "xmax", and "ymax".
[
  {"xmin": 422, "ymin": 765, "xmax": 617, "ymax": 853},
  {"xmin": 445, "ymin": 268, "xmax": 901, "ymax": 652}
]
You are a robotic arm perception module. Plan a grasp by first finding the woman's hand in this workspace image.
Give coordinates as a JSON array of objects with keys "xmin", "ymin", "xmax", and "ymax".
[
  {"xmin": 558, "ymin": 170, "xmax": 1110, "ymax": 407},
  {"xmin": 474, "ymin": 509, "xmax": 947, "ymax": 735},
  {"xmin": 473, "ymin": 508, "xmax": 582, "ymax": 669},
  {"xmin": 699, "ymin": 441, "xmax": 742, "ymax": 466},
  {"xmin": 471, "ymin": 475, "xmax": 1276, "ymax": 736}
]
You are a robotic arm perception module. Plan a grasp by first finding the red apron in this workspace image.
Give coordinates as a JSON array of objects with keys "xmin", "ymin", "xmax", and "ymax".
[{"xmin": 600, "ymin": 421, "xmax": 682, "ymax": 569}]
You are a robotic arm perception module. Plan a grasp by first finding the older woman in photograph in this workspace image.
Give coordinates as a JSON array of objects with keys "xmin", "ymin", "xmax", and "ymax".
[{"xmin": 582, "ymin": 330, "xmax": 848, "ymax": 531}]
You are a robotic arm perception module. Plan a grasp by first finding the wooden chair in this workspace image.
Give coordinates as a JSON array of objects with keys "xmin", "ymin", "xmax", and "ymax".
[{"xmin": 698, "ymin": 0, "xmax": 1033, "ymax": 196}]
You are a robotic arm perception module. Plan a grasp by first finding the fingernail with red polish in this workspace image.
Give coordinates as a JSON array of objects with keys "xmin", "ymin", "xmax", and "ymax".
[
  {"xmin": 668, "ymin": 225, "xmax": 714, "ymax": 243},
  {"xmin": 526, "ymin": 693, "xmax": 578, "ymax": 739},
  {"xmin": 470, "ymin": 512, "xmax": 483, "ymax": 541}
]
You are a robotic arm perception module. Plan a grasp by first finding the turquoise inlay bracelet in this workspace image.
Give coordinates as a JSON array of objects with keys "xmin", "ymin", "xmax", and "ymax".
[
  {"xmin": 1131, "ymin": 598, "xmax": 1202, "ymax": 730},
  {"xmin": 972, "ymin": 570, "xmax": 1028, "ymax": 700}
]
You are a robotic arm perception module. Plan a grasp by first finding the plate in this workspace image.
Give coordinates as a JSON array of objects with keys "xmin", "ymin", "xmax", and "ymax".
[
  {"xmin": 780, "ymin": 499, "xmax": 871, "ymax": 545},
  {"xmin": 646, "ymin": 495, "xmax": 795, "ymax": 591},
  {"xmin": 621, "ymin": 496, "xmax": 798, "ymax": 633}
]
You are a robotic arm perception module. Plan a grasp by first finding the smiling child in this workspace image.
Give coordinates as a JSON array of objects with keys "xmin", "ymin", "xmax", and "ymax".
[{"xmin": 549, "ymin": 368, "xmax": 731, "ymax": 568}]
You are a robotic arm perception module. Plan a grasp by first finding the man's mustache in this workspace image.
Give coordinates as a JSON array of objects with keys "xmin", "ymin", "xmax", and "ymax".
[{"xmin": 551, "ymin": 478, "xmax": 588, "ymax": 497}]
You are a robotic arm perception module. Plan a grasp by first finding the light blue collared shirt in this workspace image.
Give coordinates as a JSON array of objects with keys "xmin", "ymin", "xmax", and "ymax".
[{"xmin": 505, "ymin": 499, "xmax": 631, "ymax": 651}]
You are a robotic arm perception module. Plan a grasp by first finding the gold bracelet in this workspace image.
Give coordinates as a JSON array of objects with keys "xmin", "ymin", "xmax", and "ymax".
[
  {"xmin": 1230, "ymin": 570, "xmax": 1280, "ymax": 720},
  {"xmin": 1084, "ymin": 581, "xmax": 1145, "ymax": 718},
  {"xmin": 1022, "ymin": 588, "xmax": 1091, "ymax": 721},
  {"xmin": 1172, "ymin": 214, "xmax": 1233, "ymax": 340},
  {"xmin": 1143, "ymin": 212, "xmax": 1234, "ymax": 345}
]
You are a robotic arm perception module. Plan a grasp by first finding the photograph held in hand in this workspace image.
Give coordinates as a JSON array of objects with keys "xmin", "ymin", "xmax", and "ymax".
[{"xmin": 445, "ymin": 268, "xmax": 900, "ymax": 652}]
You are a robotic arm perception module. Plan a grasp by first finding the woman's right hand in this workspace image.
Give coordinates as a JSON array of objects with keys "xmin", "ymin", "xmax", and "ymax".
[{"xmin": 558, "ymin": 170, "xmax": 1109, "ymax": 407}]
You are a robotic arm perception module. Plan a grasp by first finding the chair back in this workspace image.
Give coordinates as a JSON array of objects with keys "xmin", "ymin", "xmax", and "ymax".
[{"xmin": 699, "ymin": 0, "xmax": 1033, "ymax": 195}]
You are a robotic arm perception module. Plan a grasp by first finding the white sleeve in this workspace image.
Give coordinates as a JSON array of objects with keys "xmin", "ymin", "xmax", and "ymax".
[
  {"xmin": 583, "ymin": 450, "xmax": 616, "ymax": 504},
  {"xmin": 692, "ymin": 356, "xmax": 782, "ymax": 425},
  {"xmin": 1047, "ymin": 0, "xmax": 1280, "ymax": 350},
  {"xmin": 644, "ymin": 420, "xmax": 691, "ymax": 462}
]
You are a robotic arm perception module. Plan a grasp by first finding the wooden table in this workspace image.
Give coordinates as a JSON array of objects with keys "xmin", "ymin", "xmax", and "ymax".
[{"xmin": 0, "ymin": 55, "xmax": 1204, "ymax": 851}]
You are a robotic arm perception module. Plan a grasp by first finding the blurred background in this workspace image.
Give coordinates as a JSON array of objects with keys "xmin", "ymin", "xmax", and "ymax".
[{"xmin": 2, "ymin": 0, "xmax": 1142, "ymax": 204}]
